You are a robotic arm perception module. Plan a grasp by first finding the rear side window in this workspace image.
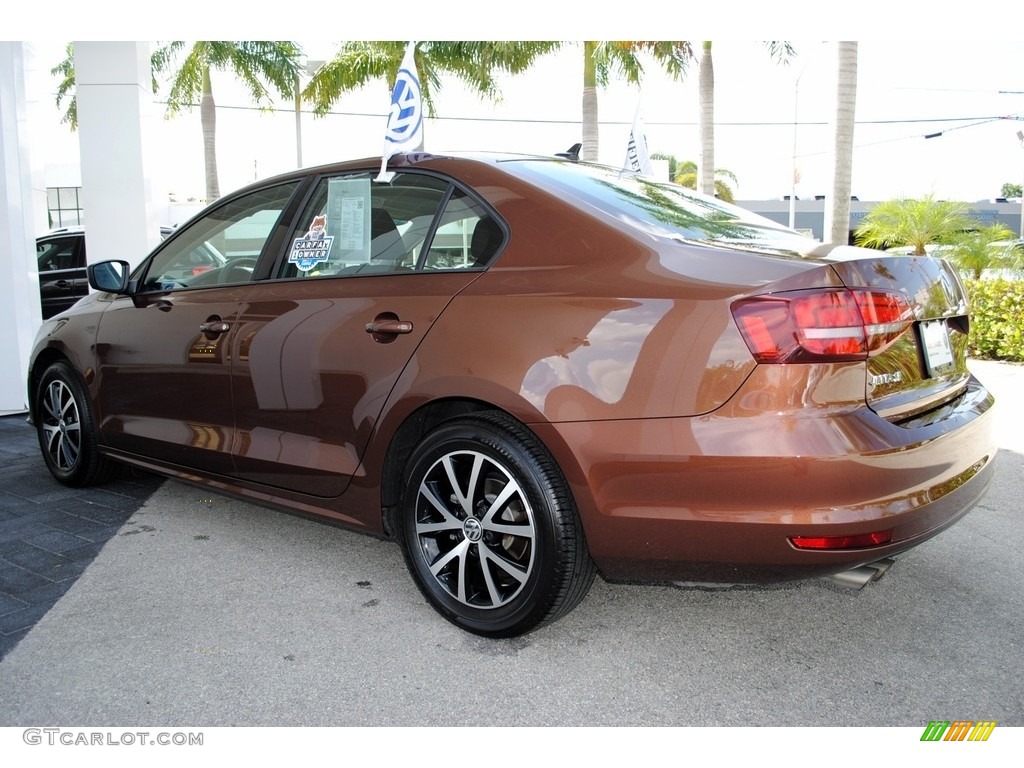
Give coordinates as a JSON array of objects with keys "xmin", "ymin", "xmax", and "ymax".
[
  {"xmin": 421, "ymin": 189, "xmax": 503, "ymax": 271},
  {"xmin": 279, "ymin": 172, "xmax": 504, "ymax": 279}
]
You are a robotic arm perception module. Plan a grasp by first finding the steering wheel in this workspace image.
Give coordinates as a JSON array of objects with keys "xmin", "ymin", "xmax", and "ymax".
[{"xmin": 219, "ymin": 258, "xmax": 258, "ymax": 284}]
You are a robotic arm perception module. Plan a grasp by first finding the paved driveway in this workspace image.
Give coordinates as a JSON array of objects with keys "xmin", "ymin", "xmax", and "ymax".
[{"xmin": 0, "ymin": 361, "xmax": 1020, "ymax": 727}]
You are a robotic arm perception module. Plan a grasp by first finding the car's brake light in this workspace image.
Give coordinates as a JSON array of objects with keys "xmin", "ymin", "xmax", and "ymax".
[
  {"xmin": 731, "ymin": 288, "xmax": 913, "ymax": 364},
  {"xmin": 790, "ymin": 530, "xmax": 893, "ymax": 550}
]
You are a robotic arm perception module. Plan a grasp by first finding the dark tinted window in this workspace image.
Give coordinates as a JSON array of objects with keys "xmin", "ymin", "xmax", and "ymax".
[{"xmin": 37, "ymin": 236, "xmax": 82, "ymax": 272}]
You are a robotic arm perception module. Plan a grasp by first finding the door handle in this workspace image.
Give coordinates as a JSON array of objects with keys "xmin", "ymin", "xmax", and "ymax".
[
  {"xmin": 365, "ymin": 314, "xmax": 413, "ymax": 344},
  {"xmin": 365, "ymin": 319, "xmax": 413, "ymax": 335},
  {"xmin": 199, "ymin": 320, "xmax": 231, "ymax": 336}
]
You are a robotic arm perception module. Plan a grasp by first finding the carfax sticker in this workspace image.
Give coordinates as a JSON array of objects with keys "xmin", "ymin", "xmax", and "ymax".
[{"xmin": 289, "ymin": 214, "xmax": 334, "ymax": 271}]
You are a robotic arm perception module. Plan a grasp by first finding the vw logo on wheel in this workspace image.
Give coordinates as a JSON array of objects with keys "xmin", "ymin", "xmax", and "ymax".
[{"xmin": 463, "ymin": 517, "xmax": 483, "ymax": 542}]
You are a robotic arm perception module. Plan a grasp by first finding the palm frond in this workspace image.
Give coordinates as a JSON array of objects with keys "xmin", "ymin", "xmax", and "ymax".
[
  {"xmin": 303, "ymin": 40, "xmax": 557, "ymax": 118},
  {"xmin": 855, "ymin": 196, "xmax": 979, "ymax": 255},
  {"xmin": 764, "ymin": 41, "xmax": 797, "ymax": 65},
  {"xmin": 51, "ymin": 43, "xmax": 77, "ymax": 130}
]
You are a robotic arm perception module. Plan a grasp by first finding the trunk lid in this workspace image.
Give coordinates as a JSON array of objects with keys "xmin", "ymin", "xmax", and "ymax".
[{"xmin": 816, "ymin": 245, "xmax": 972, "ymax": 421}]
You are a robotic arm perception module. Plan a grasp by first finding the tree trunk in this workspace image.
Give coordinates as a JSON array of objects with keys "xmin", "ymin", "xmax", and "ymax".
[
  {"xmin": 201, "ymin": 66, "xmax": 220, "ymax": 201},
  {"xmin": 824, "ymin": 42, "xmax": 857, "ymax": 245},
  {"xmin": 581, "ymin": 42, "xmax": 599, "ymax": 163},
  {"xmin": 698, "ymin": 41, "xmax": 715, "ymax": 196}
]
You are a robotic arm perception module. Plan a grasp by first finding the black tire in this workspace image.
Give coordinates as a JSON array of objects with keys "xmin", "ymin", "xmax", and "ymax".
[
  {"xmin": 398, "ymin": 411, "xmax": 595, "ymax": 637},
  {"xmin": 35, "ymin": 361, "xmax": 118, "ymax": 487}
]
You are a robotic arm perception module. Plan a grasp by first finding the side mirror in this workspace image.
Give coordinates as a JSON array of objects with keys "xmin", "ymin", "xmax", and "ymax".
[{"xmin": 88, "ymin": 260, "xmax": 131, "ymax": 293}]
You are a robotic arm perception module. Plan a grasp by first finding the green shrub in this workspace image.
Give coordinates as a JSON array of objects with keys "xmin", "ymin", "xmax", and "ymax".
[{"xmin": 964, "ymin": 278, "xmax": 1024, "ymax": 361}]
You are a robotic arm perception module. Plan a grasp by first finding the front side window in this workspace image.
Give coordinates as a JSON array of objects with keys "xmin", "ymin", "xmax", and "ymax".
[{"xmin": 140, "ymin": 182, "xmax": 299, "ymax": 292}]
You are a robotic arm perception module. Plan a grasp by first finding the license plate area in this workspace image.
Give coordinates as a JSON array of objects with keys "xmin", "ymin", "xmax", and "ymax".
[{"xmin": 919, "ymin": 319, "xmax": 954, "ymax": 377}]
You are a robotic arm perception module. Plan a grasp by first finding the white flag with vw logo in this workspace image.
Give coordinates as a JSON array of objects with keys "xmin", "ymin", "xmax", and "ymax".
[{"xmin": 376, "ymin": 41, "xmax": 424, "ymax": 182}]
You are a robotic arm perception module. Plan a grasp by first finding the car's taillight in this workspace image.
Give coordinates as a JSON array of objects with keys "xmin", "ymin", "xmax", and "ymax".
[{"xmin": 731, "ymin": 288, "xmax": 913, "ymax": 364}]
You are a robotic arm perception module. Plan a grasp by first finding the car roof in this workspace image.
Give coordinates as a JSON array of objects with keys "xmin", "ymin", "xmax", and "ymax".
[
  {"xmin": 38, "ymin": 225, "xmax": 175, "ymax": 240},
  {"xmin": 40, "ymin": 225, "xmax": 85, "ymax": 237}
]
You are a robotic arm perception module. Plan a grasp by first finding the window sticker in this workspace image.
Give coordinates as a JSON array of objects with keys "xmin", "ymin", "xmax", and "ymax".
[
  {"xmin": 328, "ymin": 177, "xmax": 371, "ymax": 262},
  {"xmin": 289, "ymin": 214, "xmax": 334, "ymax": 272}
]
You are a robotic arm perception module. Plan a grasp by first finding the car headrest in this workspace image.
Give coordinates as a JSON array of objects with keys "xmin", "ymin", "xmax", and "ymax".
[
  {"xmin": 371, "ymin": 208, "xmax": 405, "ymax": 262},
  {"xmin": 470, "ymin": 217, "xmax": 503, "ymax": 267}
]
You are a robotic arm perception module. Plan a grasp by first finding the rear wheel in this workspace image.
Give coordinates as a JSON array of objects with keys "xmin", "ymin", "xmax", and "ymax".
[
  {"xmin": 398, "ymin": 412, "xmax": 595, "ymax": 637},
  {"xmin": 36, "ymin": 361, "xmax": 117, "ymax": 487}
]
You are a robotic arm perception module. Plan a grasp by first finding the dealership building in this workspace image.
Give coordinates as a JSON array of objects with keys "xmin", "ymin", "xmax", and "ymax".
[{"xmin": 741, "ymin": 197, "xmax": 1024, "ymax": 244}]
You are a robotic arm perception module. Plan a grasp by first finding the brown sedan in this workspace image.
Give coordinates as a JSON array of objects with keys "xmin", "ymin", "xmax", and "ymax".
[{"xmin": 28, "ymin": 153, "xmax": 997, "ymax": 637}]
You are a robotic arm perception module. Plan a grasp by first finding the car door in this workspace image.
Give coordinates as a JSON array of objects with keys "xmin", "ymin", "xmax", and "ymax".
[
  {"xmin": 94, "ymin": 181, "xmax": 302, "ymax": 474},
  {"xmin": 228, "ymin": 171, "xmax": 499, "ymax": 497},
  {"xmin": 36, "ymin": 233, "xmax": 87, "ymax": 318}
]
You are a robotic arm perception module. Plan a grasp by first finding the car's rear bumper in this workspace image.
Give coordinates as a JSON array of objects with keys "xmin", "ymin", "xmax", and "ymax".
[{"xmin": 534, "ymin": 375, "xmax": 997, "ymax": 583}]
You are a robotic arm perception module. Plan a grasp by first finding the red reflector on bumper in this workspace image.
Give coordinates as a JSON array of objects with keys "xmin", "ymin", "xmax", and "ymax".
[{"xmin": 790, "ymin": 530, "xmax": 893, "ymax": 550}]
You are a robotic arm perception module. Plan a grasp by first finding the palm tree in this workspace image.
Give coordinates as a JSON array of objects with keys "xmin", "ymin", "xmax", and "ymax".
[
  {"xmin": 823, "ymin": 41, "xmax": 858, "ymax": 245},
  {"xmin": 52, "ymin": 43, "xmax": 168, "ymax": 130},
  {"xmin": 672, "ymin": 159, "xmax": 738, "ymax": 202},
  {"xmin": 696, "ymin": 42, "xmax": 794, "ymax": 196},
  {"xmin": 303, "ymin": 41, "xmax": 560, "ymax": 118},
  {"xmin": 157, "ymin": 41, "xmax": 302, "ymax": 201},
  {"xmin": 947, "ymin": 224, "xmax": 1020, "ymax": 278},
  {"xmin": 51, "ymin": 44, "xmax": 78, "ymax": 129},
  {"xmin": 697, "ymin": 42, "xmax": 715, "ymax": 196},
  {"xmin": 53, "ymin": 42, "xmax": 302, "ymax": 202},
  {"xmin": 854, "ymin": 196, "xmax": 979, "ymax": 255},
  {"xmin": 650, "ymin": 152, "xmax": 678, "ymax": 180},
  {"xmin": 580, "ymin": 42, "xmax": 692, "ymax": 163}
]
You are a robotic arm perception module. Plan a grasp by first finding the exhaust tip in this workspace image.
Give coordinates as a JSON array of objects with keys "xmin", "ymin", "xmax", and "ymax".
[{"xmin": 827, "ymin": 557, "xmax": 896, "ymax": 590}]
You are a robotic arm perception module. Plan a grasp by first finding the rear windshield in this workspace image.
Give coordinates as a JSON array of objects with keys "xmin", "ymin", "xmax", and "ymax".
[{"xmin": 503, "ymin": 158, "xmax": 814, "ymax": 252}]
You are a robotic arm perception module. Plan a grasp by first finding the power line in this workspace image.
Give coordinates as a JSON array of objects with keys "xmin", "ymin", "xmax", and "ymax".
[{"xmin": 155, "ymin": 99, "xmax": 1024, "ymax": 129}]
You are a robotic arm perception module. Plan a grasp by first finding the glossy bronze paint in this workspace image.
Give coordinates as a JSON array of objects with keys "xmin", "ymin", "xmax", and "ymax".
[
  {"xmin": 534, "ymin": 370, "xmax": 994, "ymax": 581},
  {"xmin": 344, "ymin": 158, "xmax": 995, "ymax": 581},
  {"xmin": 228, "ymin": 270, "xmax": 482, "ymax": 497},
  {"xmin": 28, "ymin": 153, "xmax": 997, "ymax": 585},
  {"xmin": 93, "ymin": 286, "xmax": 249, "ymax": 476}
]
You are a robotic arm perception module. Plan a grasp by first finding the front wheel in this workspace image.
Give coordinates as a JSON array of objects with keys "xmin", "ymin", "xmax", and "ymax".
[
  {"xmin": 35, "ymin": 361, "xmax": 117, "ymax": 487},
  {"xmin": 398, "ymin": 412, "xmax": 595, "ymax": 637}
]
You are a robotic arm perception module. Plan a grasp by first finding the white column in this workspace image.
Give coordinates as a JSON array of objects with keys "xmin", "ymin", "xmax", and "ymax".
[
  {"xmin": 74, "ymin": 41, "xmax": 160, "ymax": 269},
  {"xmin": 0, "ymin": 42, "xmax": 44, "ymax": 415}
]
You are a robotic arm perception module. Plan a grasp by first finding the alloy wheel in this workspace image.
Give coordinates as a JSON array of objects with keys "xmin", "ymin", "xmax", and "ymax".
[
  {"xmin": 40, "ymin": 378, "xmax": 82, "ymax": 472},
  {"xmin": 413, "ymin": 449, "xmax": 536, "ymax": 610}
]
